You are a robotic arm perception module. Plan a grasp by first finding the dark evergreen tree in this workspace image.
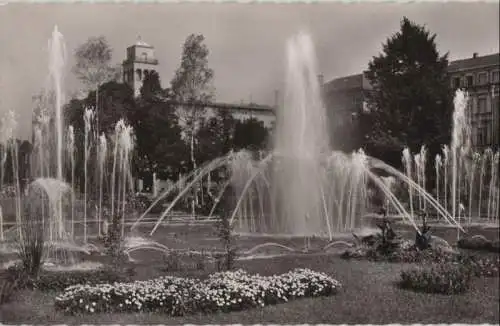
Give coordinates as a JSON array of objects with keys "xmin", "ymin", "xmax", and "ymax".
[{"xmin": 362, "ymin": 17, "xmax": 454, "ymax": 169}]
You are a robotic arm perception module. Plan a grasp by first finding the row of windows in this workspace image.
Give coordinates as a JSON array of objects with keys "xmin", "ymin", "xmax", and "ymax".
[
  {"xmin": 466, "ymin": 96, "xmax": 500, "ymax": 115},
  {"xmin": 123, "ymin": 69, "xmax": 156, "ymax": 83},
  {"xmin": 472, "ymin": 123, "xmax": 496, "ymax": 147},
  {"xmin": 452, "ymin": 70, "xmax": 500, "ymax": 89}
]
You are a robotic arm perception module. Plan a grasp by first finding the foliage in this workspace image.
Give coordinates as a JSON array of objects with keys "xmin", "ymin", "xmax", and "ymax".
[
  {"xmin": 160, "ymin": 250, "xmax": 210, "ymax": 273},
  {"xmin": 170, "ymin": 33, "xmax": 214, "ymax": 172},
  {"xmin": 14, "ymin": 212, "xmax": 47, "ymax": 280},
  {"xmin": 65, "ymin": 81, "xmax": 135, "ymax": 135},
  {"xmin": 457, "ymin": 236, "xmax": 499, "ymax": 253},
  {"xmin": 133, "ymin": 73, "xmax": 186, "ymax": 178},
  {"xmin": 102, "ymin": 215, "xmax": 125, "ymax": 262},
  {"xmin": 233, "ymin": 118, "xmax": 270, "ymax": 152},
  {"xmin": 399, "ymin": 262, "xmax": 473, "ymax": 295},
  {"xmin": 5, "ymin": 266, "xmax": 131, "ymax": 292},
  {"xmin": 196, "ymin": 109, "xmax": 236, "ymax": 163},
  {"xmin": 73, "ymin": 36, "xmax": 120, "ymax": 91},
  {"xmin": 0, "ymin": 276, "xmax": 19, "ymax": 305},
  {"xmin": 362, "ymin": 17, "xmax": 454, "ymax": 169},
  {"xmin": 54, "ymin": 268, "xmax": 341, "ymax": 315},
  {"xmin": 215, "ymin": 212, "xmax": 238, "ymax": 271}
]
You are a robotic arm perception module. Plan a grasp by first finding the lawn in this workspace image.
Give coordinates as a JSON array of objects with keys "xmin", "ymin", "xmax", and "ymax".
[{"xmin": 1, "ymin": 253, "xmax": 499, "ymax": 324}]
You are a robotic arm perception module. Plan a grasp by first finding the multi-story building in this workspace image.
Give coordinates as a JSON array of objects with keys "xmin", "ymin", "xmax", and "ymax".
[
  {"xmin": 448, "ymin": 53, "xmax": 500, "ymax": 150},
  {"xmin": 322, "ymin": 52, "xmax": 500, "ymax": 150},
  {"xmin": 121, "ymin": 39, "xmax": 276, "ymax": 128},
  {"xmin": 321, "ymin": 72, "xmax": 372, "ymax": 150},
  {"xmin": 122, "ymin": 38, "xmax": 160, "ymax": 97}
]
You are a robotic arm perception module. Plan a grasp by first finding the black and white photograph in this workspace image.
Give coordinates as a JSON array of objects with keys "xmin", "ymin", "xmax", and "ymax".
[{"xmin": 0, "ymin": 1, "xmax": 499, "ymax": 324}]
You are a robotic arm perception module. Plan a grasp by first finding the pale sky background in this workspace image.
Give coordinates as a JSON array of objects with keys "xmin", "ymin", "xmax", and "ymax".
[{"xmin": 0, "ymin": 2, "xmax": 499, "ymax": 140}]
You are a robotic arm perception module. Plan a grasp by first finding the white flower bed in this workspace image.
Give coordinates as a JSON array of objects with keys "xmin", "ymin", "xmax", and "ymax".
[{"xmin": 55, "ymin": 268, "xmax": 341, "ymax": 315}]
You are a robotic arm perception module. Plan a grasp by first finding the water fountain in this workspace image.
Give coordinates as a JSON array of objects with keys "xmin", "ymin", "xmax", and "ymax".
[{"xmin": 0, "ymin": 26, "xmax": 498, "ymax": 266}]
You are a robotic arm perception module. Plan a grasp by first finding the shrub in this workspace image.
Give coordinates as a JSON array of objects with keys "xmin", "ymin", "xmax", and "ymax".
[
  {"xmin": 161, "ymin": 250, "xmax": 210, "ymax": 273},
  {"xmin": 462, "ymin": 255, "xmax": 500, "ymax": 277},
  {"xmin": 55, "ymin": 268, "xmax": 342, "ymax": 316},
  {"xmin": 399, "ymin": 263, "xmax": 473, "ymax": 295},
  {"xmin": 15, "ymin": 213, "xmax": 48, "ymax": 279},
  {"xmin": 0, "ymin": 277, "xmax": 19, "ymax": 305},
  {"xmin": 5, "ymin": 265, "xmax": 131, "ymax": 292},
  {"xmin": 215, "ymin": 213, "xmax": 238, "ymax": 271},
  {"xmin": 457, "ymin": 235, "xmax": 497, "ymax": 252}
]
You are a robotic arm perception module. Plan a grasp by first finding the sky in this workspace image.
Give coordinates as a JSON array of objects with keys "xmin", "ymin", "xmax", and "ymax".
[{"xmin": 0, "ymin": 2, "xmax": 499, "ymax": 140}]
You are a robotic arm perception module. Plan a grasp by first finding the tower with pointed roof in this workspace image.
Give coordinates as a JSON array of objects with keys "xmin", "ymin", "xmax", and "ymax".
[{"xmin": 122, "ymin": 37, "xmax": 159, "ymax": 97}]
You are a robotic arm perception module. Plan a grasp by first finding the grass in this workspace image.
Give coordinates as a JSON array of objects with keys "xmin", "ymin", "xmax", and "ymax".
[{"xmin": 1, "ymin": 254, "xmax": 499, "ymax": 324}]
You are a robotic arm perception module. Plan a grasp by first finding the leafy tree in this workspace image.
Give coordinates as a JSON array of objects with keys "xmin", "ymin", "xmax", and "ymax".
[
  {"xmin": 73, "ymin": 36, "xmax": 120, "ymax": 133},
  {"xmin": 139, "ymin": 70, "xmax": 164, "ymax": 100},
  {"xmin": 134, "ymin": 73, "xmax": 186, "ymax": 181},
  {"xmin": 233, "ymin": 118, "xmax": 270, "ymax": 152},
  {"xmin": 197, "ymin": 109, "xmax": 236, "ymax": 163},
  {"xmin": 170, "ymin": 34, "xmax": 214, "ymax": 215},
  {"xmin": 170, "ymin": 34, "xmax": 215, "ymax": 172},
  {"xmin": 64, "ymin": 81, "xmax": 135, "ymax": 194},
  {"xmin": 362, "ymin": 17, "xmax": 454, "ymax": 169}
]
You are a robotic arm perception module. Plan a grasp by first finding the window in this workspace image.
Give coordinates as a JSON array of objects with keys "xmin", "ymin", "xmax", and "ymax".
[
  {"xmin": 466, "ymin": 75, "xmax": 474, "ymax": 87},
  {"xmin": 452, "ymin": 77, "xmax": 461, "ymax": 89},
  {"xmin": 470, "ymin": 97, "xmax": 476, "ymax": 114},
  {"xmin": 142, "ymin": 52, "xmax": 148, "ymax": 61},
  {"xmin": 477, "ymin": 126, "xmax": 487, "ymax": 146},
  {"xmin": 478, "ymin": 72, "xmax": 488, "ymax": 85},
  {"xmin": 478, "ymin": 97, "xmax": 487, "ymax": 113},
  {"xmin": 136, "ymin": 69, "xmax": 142, "ymax": 81},
  {"xmin": 492, "ymin": 70, "xmax": 499, "ymax": 83}
]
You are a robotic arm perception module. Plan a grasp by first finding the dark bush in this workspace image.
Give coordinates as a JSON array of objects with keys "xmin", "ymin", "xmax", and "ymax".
[
  {"xmin": 5, "ymin": 265, "xmax": 131, "ymax": 292},
  {"xmin": 0, "ymin": 276, "xmax": 19, "ymax": 305},
  {"xmin": 462, "ymin": 255, "xmax": 500, "ymax": 277},
  {"xmin": 457, "ymin": 236, "xmax": 497, "ymax": 252},
  {"xmin": 399, "ymin": 262, "xmax": 473, "ymax": 295}
]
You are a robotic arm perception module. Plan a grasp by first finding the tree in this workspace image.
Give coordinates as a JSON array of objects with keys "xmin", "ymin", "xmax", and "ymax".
[
  {"xmin": 233, "ymin": 118, "xmax": 270, "ymax": 152},
  {"xmin": 170, "ymin": 34, "xmax": 215, "ymax": 172},
  {"xmin": 140, "ymin": 70, "xmax": 164, "ymax": 100},
  {"xmin": 197, "ymin": 109, "xmax": 236, "ymax": 163},
  {"xmin": 63, "ymin": 81, "xmax": 135, "ymax": 194},
  {"xmin": 362, "ymin": 17, "xmax": 454, "ymax": 169},
  {"xmin": 170, "ymin": 34, "xmax": 214, "ymax": 216},
  {"xmin": 73, "ymin": 36, "xmax": 120, "ymax": 133},
  {"xmin": 134, "ymin": 73, "xmax": 186, "ymax": 181}
]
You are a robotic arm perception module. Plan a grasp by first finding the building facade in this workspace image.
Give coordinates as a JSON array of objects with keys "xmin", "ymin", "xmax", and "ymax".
[
  {"xmin": 448, "ymin": 53, "xmax": 500, "ymax": 150},
  {"xmin": 322, "ymin": 52, "xmax": 500, "ymax": 150},
  {"xmin": 122, "ymin": 38, "xmax": 159, "ymax": 97},
  {"xmin": 321, "ymin": 72, "xmax": 372, "ymax": 150}
]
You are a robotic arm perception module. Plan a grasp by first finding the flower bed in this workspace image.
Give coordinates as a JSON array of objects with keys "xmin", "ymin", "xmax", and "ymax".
[{"xmin": 54, "ymin": 268, "xmax": 341, "ymax": 315}]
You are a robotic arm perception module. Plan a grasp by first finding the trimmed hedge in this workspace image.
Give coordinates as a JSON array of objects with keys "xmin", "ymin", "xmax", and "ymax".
[{"xmin": 399, "ymin": 263, "xmax": 473, "ymax": 295}]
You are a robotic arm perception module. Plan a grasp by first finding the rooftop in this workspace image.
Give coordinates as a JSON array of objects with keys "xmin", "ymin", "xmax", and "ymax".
[
  {"xmin": 448, "ymin": 53, "xmax": 499, "ymax": 72},
  {"xmin": 132, "ymin": 36, "xmax": 153, "ymax": 48},
  {"xmin": 323, "ymin": 73, "xmax": 364, "ymax": 93}
]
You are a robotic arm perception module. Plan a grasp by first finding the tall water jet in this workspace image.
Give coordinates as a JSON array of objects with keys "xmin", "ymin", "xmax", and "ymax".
[
  {"xmin": 98, "ymin": 133, "xmax": 107, "ymax": 236},
  {"xmin": 443, "ymin": 145, "xmax": 449, "ymax": 214},
  {"xmin": 419, "ymin": 145, "xmax": 427, "ymax": 211},
  {"xmin": 272, "ymin": 31, "xmax": 329, "ymax": 236},
  {"xmin": 469, "ymin": 152, "xmax": 480, "ymax": 222},
  {"xmin": 48, "ymin": 25, "xmax": 67, "ymax": 239},
  {"xmin": 402, "ymin": 148, "xmax": 414, "ymax": 218},
  {"xmin": 488, "ymin": 151, "xmax": 499, "ymax": 222},
  {"xmin": 435, "ymin": 154, "xmax": 442, "ymax": 215},
  {"xmin": 451, "ymin": 90, "xmax": 469, "ymax": 220},
  {"xmin": 118, "ymin": 124, "xmax": 134, "ymax": 237},
  {"xmin": 67, "ymin": 126, "xmax": 75, "ymax": 236},
  {"xmin": 83, "ymin": 108, "xmax": 95, "ymax": 243}
]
